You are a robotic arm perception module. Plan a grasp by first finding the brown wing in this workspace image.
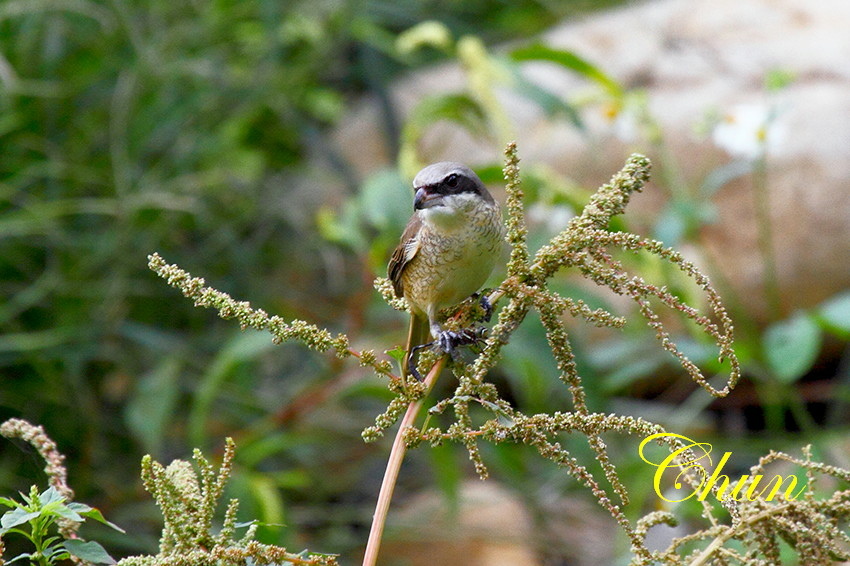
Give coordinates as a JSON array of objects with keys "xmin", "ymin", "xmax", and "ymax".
[{"xmin": 388, "ymin": 215, "xmax": 422, "ymax": 298}]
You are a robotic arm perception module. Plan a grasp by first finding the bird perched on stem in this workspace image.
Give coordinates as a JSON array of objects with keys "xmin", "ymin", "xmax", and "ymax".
[{"xmin": 388, "ymin": 162, "xmax": 504, "ymax": 379}]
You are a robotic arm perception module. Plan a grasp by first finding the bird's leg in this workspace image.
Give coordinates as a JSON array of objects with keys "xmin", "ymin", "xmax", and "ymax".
[
  {"xmin": 478, "ymin": 293, "xmax": 493, "ymax": 323},
  {"xmin": 410, "ymin": 319, "xmax": 488, "ymax": 380}
]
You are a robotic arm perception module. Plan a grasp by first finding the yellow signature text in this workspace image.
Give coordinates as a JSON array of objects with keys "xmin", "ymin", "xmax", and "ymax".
[{"xmin": 638, "ymin": 433, "xmax": 808, "ymax": 503}]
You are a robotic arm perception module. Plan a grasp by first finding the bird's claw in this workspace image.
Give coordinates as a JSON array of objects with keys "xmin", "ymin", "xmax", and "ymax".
[
  {"xmin": 407, "ymin": 342, "xmax": 432, "ymax": 381},
  {"xmin": 439, "ymin": 327, "xmax": 487, "ymax": 357},
  {"xmin": 408, "ymin": 364, "xmax": 423, "ymax": 382},
  {"xmin": 406, "ymin": 327, "xmax": 488, "ymax": 381}
]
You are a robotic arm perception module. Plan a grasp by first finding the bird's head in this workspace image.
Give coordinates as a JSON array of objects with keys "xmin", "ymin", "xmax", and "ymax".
[{"xmin": 412, "ymin": 162, "xmax": 495, "ymax": 218}]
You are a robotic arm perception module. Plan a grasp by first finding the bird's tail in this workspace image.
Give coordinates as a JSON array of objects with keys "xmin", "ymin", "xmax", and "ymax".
[{"xmin": 404, "ymin": 313, "xmax": 430, "ymax": 379}]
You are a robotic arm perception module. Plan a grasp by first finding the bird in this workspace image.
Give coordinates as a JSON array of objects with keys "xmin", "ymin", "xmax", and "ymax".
[{"xmin": 388, "ymin": 161, "xmax": 504, "ymax": 379}]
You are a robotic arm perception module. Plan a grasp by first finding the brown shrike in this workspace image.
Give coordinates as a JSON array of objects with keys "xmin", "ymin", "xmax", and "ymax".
[{"xmin": 388, "ymin": 162, "xmax": 504, "ymax": 378}]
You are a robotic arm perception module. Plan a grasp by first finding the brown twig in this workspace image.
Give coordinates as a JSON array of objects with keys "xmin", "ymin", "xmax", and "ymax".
[{"xmin": 361, "ymin": 356, "xmax": 446, "ymax": 566}]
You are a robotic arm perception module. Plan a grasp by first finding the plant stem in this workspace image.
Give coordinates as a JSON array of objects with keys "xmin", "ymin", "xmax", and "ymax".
[
  {"xmin": 362, "ymin": 357, "xmax": 445, "ymax": 566},
  {"xmin": 752, "ymin": 154, "xmax": 781, "ymax": 319},
  {"xmin": 687, "ymin": 502, "xmax": 794, "ymax": 566}
]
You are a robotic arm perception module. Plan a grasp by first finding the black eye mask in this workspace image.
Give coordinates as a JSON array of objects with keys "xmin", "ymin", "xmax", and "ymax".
[{"xmin": 437, "ymin": 173, "xmax": 478, "ymax": 196}]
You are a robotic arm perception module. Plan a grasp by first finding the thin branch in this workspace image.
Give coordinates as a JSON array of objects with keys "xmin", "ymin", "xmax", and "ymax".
[{"xmin": 362, "ymin": 357, "xmax": 446, "ymax": 566}]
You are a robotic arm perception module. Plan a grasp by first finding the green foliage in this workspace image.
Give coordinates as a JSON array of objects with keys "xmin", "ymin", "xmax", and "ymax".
[
  {"xmin": 117, "ymin": 438, "xmax": 338, "ymax": 566},
  {"xmin": 124, "ymin": 357, "xmax": 183, "ymax": 456},
  {"xmin": 0, "ymin": 1, "xmax": 378, "ymax": 525},
  {"xmin": 400, "ymin": 93, "xmax": 491, "ymax": 173},
  {"xmin": 392, "ymin": 21, "xmax": 626, "ymax": 175},
  {"xmin": 2, "ymin": 0, "xmax": 590, "ymax": 513},
  {"xmin": 509, "ymin": 42, "xmax": 623, "ymax": 98},
  {"xmin": 152, "ymin": 146, "xmax": 850, "ymax": 564},
  {"xmin": 0, "ymin": 486, "xmax": 120, "ymax": 566},
  {"xmin": 0, "ymin": 419, "xmax": 337, "ymax": 566},
  {"xmin": 741, "ymin": 290, "xmax": 850, "ymax": 395},
  {"xmin": 319, "ymin": 20, "xmax": 632, "ymax": 299},
  {"xmin": 0, "ymin": 418, "xmax": 123, "ymax": 566},
  {"xmin": 817, "ymin": 291, "xmax": 850, "ymax": 338},
  {"xmin": 470, "ymin": 51, "xmax": 850, "ymax": 433},
  {"xmin": 2, "ymin": 1, "xmax": 849, "ymax": 563},
  {"xmin": 763, "ymin": 312, "xmax": 822, "ymax": 384}
]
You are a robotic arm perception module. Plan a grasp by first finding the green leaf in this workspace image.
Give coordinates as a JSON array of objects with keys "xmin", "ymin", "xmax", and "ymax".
[
  {"xmin": 78, "ymin": 507, "xmax": 126, "ymax": 533},
  {"xmin": 653, "ymin": 203, "xmax": 688, "ymax": 247},
  {"xmin": 0, "ymin": 327, "xmax": 79, "ymax": 353},
  {"xmin": 1, "ymin": 508, "xmax": 40, "ymax": 529},
  {"xmin": 399, "ymin": 93, "xmax": 490, "ymax": 177},
  {"xmin": 52, "ymin": 505, "xmax": 84, "ymax": 523},
  {"xmin": 63, "ymin": 539, "xmax": 116, "ymax": 565},
  {"xmin": 654, "ymin": 199, "xmax": 716, "ymax": 246},
  {"xmin": 0, "ymin": 496, "xmax": 21, "ymax": 508},
  {"xmin": 385, "ymin": 346, "xmax": 405, "ymax": 363},
  {"xmin": 764, "ymin": 68, "xmax": 796, "ymax": 92},
  {"xmin": 479, "ymin": 399, "xmax": 506, "ymax": 415},
  {"xmin": 125, "ymin": 355, "xmax": 182, "ymax": 454},
  {"xmin": 603, "ymin": 356, "xmax": 666, "ymax": 393},
  {"xmin": 401, "ymin": 94, "xmax": 488, "ymax": 151},
  {"xmin": 499, "ymin": 58, "xmax": 583, "ymax": 128},
  {"xmin": 316, "ymin": 201, "xmax": 368, "ymax": 251},
  {"xmin": 817, "ymin": 291, "xmax": 850, "ymax": 336},
  {"xmin": 409, "ymin": 94, "xmax": 487, "ymax": 134},
  {"xmin": 396, "ymin": 20, "xmax": 453, "ymax": 55},
  {"xmin": 43, "ymin": 535, "xmax": 62, "ymax": 547},
  {"xmin": 509, "ymin": 43, "xmax": 623, "ymax": 98},
  {"xmin": 6, "ymin": 553, "xmax": 34, "ymax": 564},
  {"xmin": 66, "ymin": 502, "xmax": 93, "ymax": 513},
  {"xmin": 474, "ymin": 164, "xmax": 506, "ymax": 185},
  {"xmin": 246, "ymin": 473, "xmax": 287, "ymax": 527},
  {"xmin": 235, "ymin": 520, "xmax": 258, "ymax": 529},
  {"xmin": 189, "ymin": 331, "xmax": 278, "ymax": 446},
  {"xmin": 42, "ymin": 542, "xmax": 70, "ymax": 561},
  {"xmin": 763, "ymin": 312, "xmax": 822, "ymax": 383},
  {"xmin": 385, "ymin": 346, "xmax": 407, "ymax": 381},
  {"xmin": 39, "ymin": 487, "xmax": 66, "ymax": 506},
  {"xmin": 359, "ymin": 169, "xmax": 409, "ymax": 231}
]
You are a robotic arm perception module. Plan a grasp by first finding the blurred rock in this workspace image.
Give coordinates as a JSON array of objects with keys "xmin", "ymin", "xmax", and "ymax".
[
  {"xmin": 377, "ymin": 480, "xmax": 614, "ymax": 566},
  {"xmin": 333, "ymin": 0, "xmax": 850, "ymax": 323},
  {"xmin": 378, "ymin": 481, "xmax": 539, "ymax": 566}
]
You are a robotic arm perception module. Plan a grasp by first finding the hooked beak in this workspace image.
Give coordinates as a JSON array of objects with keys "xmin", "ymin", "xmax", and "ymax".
[{"xmin": 414, "ymin": 187, "xmax": 444, "ymax": 210}]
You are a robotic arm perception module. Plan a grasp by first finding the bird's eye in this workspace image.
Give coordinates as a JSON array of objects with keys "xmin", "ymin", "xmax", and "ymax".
[{"xmin": 445, "ymin": 174, "xmax": 459, "ymax": 188}]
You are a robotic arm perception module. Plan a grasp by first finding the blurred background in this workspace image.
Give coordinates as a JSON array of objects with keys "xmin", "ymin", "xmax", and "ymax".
[{"xmin": 1, "ymin": 0, "xmax": 849, "ymax": 564}]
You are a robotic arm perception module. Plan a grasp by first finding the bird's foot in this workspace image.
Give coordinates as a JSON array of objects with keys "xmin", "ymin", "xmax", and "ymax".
[
  {"xmin": 406, "ymin": 327, "xmax": 487, "ymax": 381},
  {"xmin": 438, "ymin": 327, "xmax": 487, "ymax": 358}
]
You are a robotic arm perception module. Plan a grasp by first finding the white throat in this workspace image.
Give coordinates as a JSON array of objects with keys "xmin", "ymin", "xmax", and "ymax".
[{"xmin": 419, "ymin": 193, "xmax": 480, "ymax": 230}]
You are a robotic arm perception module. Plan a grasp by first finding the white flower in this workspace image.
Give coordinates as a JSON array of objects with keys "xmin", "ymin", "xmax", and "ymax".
[
  {"xmin": 711, "ymin": 103, "xmax": 787, "ymax": 159},
  {"xmin": 601, "ymin": 95, "xmax": 644, "ymax": 143},
  {"xmin": 612, "ymin": 104, "xmax": 640, "ymax": 143}
]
